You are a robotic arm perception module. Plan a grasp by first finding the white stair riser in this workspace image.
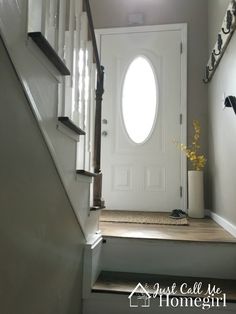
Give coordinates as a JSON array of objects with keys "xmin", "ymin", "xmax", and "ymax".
[{"xmin": 101, "ymin": 238, "xmax": 236, "ymax": 279}]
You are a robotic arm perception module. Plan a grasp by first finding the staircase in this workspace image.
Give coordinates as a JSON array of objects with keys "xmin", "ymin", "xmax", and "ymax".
[
  {"xmin": 0, "ymin": 1, "xmax": 104, "ymax": 312},
  {"xmin": 0, "ymin": 0, "xmax": 105, "ymax": 242},
  {"xmin": 83, "ymin": 213, "xmax": 236, "ymax": 314}
]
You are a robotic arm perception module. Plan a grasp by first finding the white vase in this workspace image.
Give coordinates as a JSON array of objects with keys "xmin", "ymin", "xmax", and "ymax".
[{"xmin": 188, "ymin": 170, "xmax": 204, "ymax": 218}]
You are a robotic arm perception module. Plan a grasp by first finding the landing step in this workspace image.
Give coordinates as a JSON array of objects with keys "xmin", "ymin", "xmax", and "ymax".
[
  {"xmin": 100, "ymin": 211, "xmax": 236, "ymax": 243},
  {"xmin": 93, "ymin": 271, "xmax": 236, "ymax": 302}
]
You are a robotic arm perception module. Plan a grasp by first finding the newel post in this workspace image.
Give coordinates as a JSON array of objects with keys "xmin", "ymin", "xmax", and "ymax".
[{"xmin": 93, "ymin": 66, "xmax": 105, "ymax": 208}]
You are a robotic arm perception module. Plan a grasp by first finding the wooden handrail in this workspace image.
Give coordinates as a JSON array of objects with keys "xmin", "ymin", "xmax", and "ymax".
[{"xmin": 83, "ymin": 0, "xmax": 105, "ymax": 209}]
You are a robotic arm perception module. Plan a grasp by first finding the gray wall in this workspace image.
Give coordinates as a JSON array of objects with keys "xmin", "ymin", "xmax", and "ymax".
[
  {"xmin": 0, "ymin": 38, "xmax": 84, "ymax": 314},
  {"xmin": 90, "ymin": 0, "xmax": 209, "ymax": 160},
  {"xmin": 208, "ymin": 0, "xmax": 236, "ymax": 224}
]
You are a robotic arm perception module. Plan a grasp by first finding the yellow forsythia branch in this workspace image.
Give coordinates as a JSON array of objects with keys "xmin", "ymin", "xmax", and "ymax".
[{"xmin": 174, "ymin": 120, "xmax": 207, "ymax": 171}]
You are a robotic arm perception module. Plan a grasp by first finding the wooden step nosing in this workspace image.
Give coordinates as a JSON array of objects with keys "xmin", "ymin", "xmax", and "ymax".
[
  {"xmin": 28, "ymin": 32, "xmax": 70, "ymax": 76},
  {"xmin": 58, "ymin": 117, "xmax": 85, "ymax": 135},
  {"xmin": 91, "ymin": 288, "xmax": 236, "ymax": 303},
  {"xmin": 90, "ymin": 206, "xmax": 106, "ymax": 211},
  {"xmin": 92, "ymin": 271, "xmax": 236, "ymax": 302},
  {"xmin": 76, "ymin": 170, "xmax": 98, "ymax": 177},
  {"xmin": 100, "ymin": 234, "xmax": 236, "ymax": 244}
]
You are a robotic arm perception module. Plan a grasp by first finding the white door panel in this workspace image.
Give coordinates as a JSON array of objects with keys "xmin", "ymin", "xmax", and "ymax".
[{"xmin": 99, "ymin": 26, "xmax": 186, "ymax": 211}]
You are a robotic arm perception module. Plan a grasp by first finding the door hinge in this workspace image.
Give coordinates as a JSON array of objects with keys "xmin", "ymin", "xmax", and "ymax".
[
  {"xmin": 180, "ymin": 42, "xmax": 183, "ymax": 54},
  {"xmin": 180, "ymin": 114, "xmax": 183, "ymax": 125},
  {"xmin": 180, "ymin": 186, "xmax": 183, "ymax": 198}
]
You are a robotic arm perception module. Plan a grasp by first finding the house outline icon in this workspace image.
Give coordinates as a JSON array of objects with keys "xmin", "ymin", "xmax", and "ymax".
[{"xmin": 128, "ymin": 283, "xmax": 151, "ymax": 308}]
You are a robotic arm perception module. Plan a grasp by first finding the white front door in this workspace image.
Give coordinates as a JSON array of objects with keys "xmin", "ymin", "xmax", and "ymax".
[{"xmin": 97, "ymin": 25, "xmax": 187, "ymax": 211}]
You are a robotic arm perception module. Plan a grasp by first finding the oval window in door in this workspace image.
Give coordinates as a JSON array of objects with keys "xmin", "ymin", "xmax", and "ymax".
[{"xmin": 122, "ymin": 56, "xmax": 158, "ymax": 144}]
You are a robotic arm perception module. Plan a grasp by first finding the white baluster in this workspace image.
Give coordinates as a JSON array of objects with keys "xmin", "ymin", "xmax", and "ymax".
[
  {"xmin": 89, "ymin": 63, "xmax": 97, "ymax": 172},
  {"xmin": 84, "ymin": 41, "xmax": 93, "ymax": 171},
  {"xmin": 58, "ymin": 0, "xmax": 66, "ymax": 59},
  {"xmin": 57, "ymin": 0, "xmax": 66, "ymax": 116},
  {"xmin": 71, "ymin": 0, "xmax": 83, "ymax": 126},
  {"xmin": 78, "ymin": 12, "xmax": 88, "ymax": 129},
  {"xmin": 27, "ymin": 0, "xmax": 43, "ymax": 32},
  {"xmin": 76, "ymin": 10, "xmax": 90, "ymax": 171},
  {"xmin": 63, "ymin": 0, "xmax": 76, "ymax": 118},
  {"xmin": 41, "ymin": 0, "xmax": 50, "ymax": 38}
]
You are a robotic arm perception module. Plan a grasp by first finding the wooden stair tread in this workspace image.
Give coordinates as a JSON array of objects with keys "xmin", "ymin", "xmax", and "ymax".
[
  {"xmin": 93, "ymin": 271, "xmax": 236, "ymax": 302},
  {"xmin": 28, "ymin": 32, "xmax": 70, "ymax": 76},
  {"xmin": 58, "ymin": 117, "xmax": 85, "ymax": 135}
]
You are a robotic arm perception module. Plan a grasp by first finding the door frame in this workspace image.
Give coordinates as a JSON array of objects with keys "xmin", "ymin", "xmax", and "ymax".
[{"xmin": 96, "ymin": 23, "xmax": 187, "ymax": 211}]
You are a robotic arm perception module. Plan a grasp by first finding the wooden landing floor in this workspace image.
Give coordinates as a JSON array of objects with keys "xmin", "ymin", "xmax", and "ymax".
[
  {"xmin": 99, "ymin": 211, "xmax": 236, "ymax": 243},
  {"xmin": 93, "ymin": 271, "xmax": 236, "ymax": 302}
]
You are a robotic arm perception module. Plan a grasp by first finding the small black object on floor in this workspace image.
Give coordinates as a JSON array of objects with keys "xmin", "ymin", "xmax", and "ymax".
[{"xmin": 170, "ymin": 209, "xmax": 187, "ymax": 219}]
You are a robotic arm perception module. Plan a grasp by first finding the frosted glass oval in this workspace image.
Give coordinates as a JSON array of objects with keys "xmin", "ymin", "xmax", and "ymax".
[{"xmin": 122, "ymin": 56, "xmax": 157, "ymax": 144}]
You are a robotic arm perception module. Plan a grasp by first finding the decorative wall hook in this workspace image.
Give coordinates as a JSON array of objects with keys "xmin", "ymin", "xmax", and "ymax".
[
  {"xmin": 224, "ymin": 96, "xmax": 236, "ymax": 114},
  {"xmin": 203, "ymin": 66, "xmax": 210, "ymax": 83},
  {"xmin": 222, "ymin": 10, "xmax": 233, "ymax": 34},
  {"xmin": 206, "ymin": 66, "xmax": 210, "ymax": 79},
  {"xmin": 203, "ymin": 0, "xmax": 236, "ymax": 83},
  {"xmin": 213, "ymin": 34, "xmax": 223, "ymax": 56},
  {"xmin": 208, "ymin": 53, "xmax": 216, "ymax": 71},
  {"xmin": 232, "ymin": 1, "xmax": 236, "ymax": 16}
]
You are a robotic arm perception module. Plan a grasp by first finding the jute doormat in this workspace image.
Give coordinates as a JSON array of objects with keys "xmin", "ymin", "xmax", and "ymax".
[{"xmin": 100, "ymin": 210, "xmax": 189, "ymax": 226}]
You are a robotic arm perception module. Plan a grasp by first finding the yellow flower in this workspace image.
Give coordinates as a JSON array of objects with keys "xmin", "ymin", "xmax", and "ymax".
[{"xmin": 174, "ymin": 120, "xmax": 207, "ymax": 171}]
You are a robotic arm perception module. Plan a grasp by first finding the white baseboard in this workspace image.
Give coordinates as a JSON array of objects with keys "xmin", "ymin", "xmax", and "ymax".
[{"xmin": 206, "ymin": 209, "xmax": 236, "ymax": 238}]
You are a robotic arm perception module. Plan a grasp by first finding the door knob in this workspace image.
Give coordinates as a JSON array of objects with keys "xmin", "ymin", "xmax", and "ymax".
[{"xmin": 102, "ymin": 131, "xmax": 108, "ymax": 137}]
